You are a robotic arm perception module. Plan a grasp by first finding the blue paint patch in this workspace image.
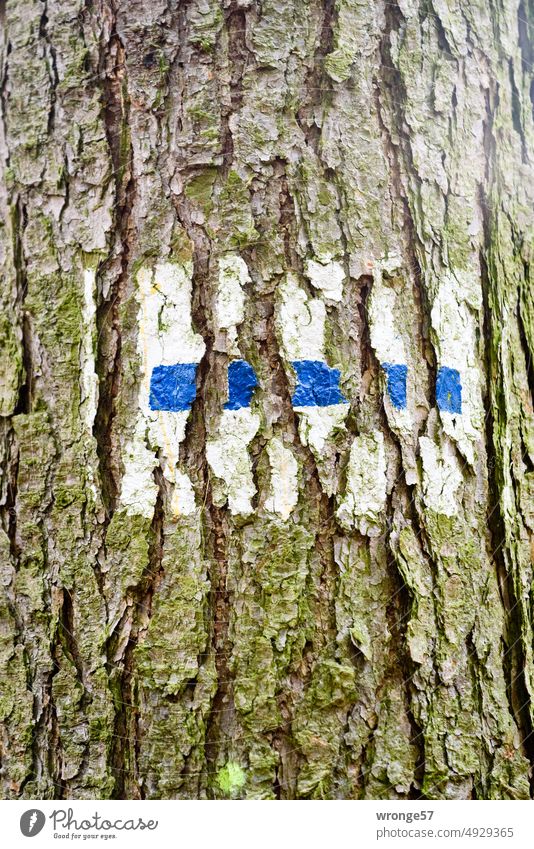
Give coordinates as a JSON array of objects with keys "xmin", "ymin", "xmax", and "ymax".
[
  {"xmin": 436, "ymin": 366, "xmax": 462, "ymax": 414},
  {"xmin": 149, "ymin": 363, "xmax": 198, "ymax": 412},
  {"xmin": 382, "ymin": 363, "xmax": 407, "ymax": 410},
  {"xmin": 225, "ymin": 359, "xmax": 258, "ymax": 410},
  {"xmin": 291, "ymin": 360, "xmax": 348, "ymax": 407}
]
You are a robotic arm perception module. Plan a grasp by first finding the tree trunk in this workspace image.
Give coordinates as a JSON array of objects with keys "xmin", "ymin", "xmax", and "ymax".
[{"xmin": 0, "ymin": 0, "xmax": 533, "ymax": 801}]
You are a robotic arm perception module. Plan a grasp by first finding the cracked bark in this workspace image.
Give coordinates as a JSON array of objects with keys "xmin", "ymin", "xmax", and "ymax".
[{"xmin": 0, "ymin": 0, "xmax": 533, "ymax": 800}]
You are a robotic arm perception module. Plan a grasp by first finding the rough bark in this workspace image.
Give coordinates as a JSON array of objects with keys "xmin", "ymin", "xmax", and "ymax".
[{"xmin": 0, "ymin": 0, "xmax": 533, "ymax": 800}]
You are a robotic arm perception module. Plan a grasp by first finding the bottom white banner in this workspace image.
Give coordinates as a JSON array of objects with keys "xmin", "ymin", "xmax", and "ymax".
[{"xmin": 0, "ymin": 799, "xmax": 532, "ymax": 849}]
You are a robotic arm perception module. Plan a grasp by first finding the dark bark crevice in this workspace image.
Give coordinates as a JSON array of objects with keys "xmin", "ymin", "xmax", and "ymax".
[
  {"xmin": 427, "ymin": 0, "xmax": 456, "ymax": 58},
  {"xmin": 94, "ymin": 17, "xmax": 134, "ymax": 518},
  {"xmin": 295, "ymin": 0, "xmax": 335, "ymax": 153},
  {"xmin": 509, "ymin": 59, "xmax": 528, "ymax": 163},
  {"xmin": 58, "ymin": 589, "xmax": 88, "ymax": 698},
  {"xmin": 1, "ymin": 414, "xmax": 20, "ymax": 564},
  {"xmin": 12, "ymin": 199, "xmax": 32, "ymax": 417},
  {"xmin": 478, "ymin": 87, "xmax": 528, "ymax": 768},
  {"xmin": 517, "ymin": 276, "xmax": 534, "ymax": 416},
  {"xmin": 219, "ymin": 2, "xmax": 249, "ymax": 175},
  {"xmin": 202, "ymin": 508, "xmax": 233, "ymax": 795},
  {"xmin": 479, "ymin": 241, "xmax": 534, "ymax": 786},
  {"xmin": 38, "ymin": 0, "xmax": 58, "ymax": 138},
  {"xmin": 170, "ymin": 189, "xmax": 233, "ymax": 794},
  {"xmin": 108, "ymin": 475, "xmax": 165, "ymax": 800},
  {"xmin": 377, "ymin": 2, "xmax": 436, "ymax": 391},
  {"xmin": 48, "ymin": 639, "xmax": 66, "ymax": 799},
  {"xmin": 518, "ymin": 1, "xmax": 534, "ymax": 77}
]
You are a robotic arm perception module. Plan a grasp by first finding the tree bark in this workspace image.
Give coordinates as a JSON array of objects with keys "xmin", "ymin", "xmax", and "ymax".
[{"xmin": 0, "ymin": 0, "xmax": 533, "ymax": 800}]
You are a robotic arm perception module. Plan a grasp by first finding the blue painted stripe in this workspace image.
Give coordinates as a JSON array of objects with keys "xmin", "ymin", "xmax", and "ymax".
[
  {"xmin": 149, "ymin": 363, "xmax": 198, "ymax": 412},
  {"xmin": 291, "ymin": 360, "xmax": 348, "ymax": 407},
  {"xmin": 436, "ymin": 366, "xmax": 462, "ymax": 414},
  {"xmin": 225, "ymin": 359, "xmax": 258, "ymax": 410},
  {"xmin": 382, "ymin": 362, "xmax": 407, "ymax": 410}
]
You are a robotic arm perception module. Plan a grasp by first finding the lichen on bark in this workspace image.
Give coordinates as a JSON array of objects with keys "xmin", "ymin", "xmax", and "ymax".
[{"xmin": 0, "ymin": 0, "xmax": 533, "ymax": 800}]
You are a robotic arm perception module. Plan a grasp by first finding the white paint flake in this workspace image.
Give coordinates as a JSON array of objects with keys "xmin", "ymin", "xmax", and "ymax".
[
  {"xmin": 305, "ymin": 258, "xmax": 345, "ymax": 302},
  {"xmin": 80, "ymin": 267, "xmax": 99, "ymax": 432},
  {"xmin": 276, "ymin": 273, "xmax": 349, "ymax": 480},
  {"xmin": 276, "ymin": 273, "xmax": 326, "ymax": 362},
  {"xmin": 120, "ymin": 432, "xmax": 159, "ymax": 520},
  {"xmin": 119, "ymin": 261, "xmax": 206, "ymax": 520},
  {"xmin": 367, "ymin": 256, "xmax": 413, "ymax": 435},
  {"xmin": 368, "ymin": 260, "xmax": 406, "ymax": 366},
  {"xmin": 137, "ymin": 261, "xmax": 205, "ymax": 373},
  {"xmin": 337, "ymin": 431, "xmax": 387, "ymax": 535},
  {"xmin": 419, "ymin": 435, "xmax": 463, "ymax": 516},
  {"xmin": 431, "ymin": 268, "xmax": 483, "ymax": 465},
  {"xmin": 264, "ymin": 437, "xmax": 299, "ymax": 520},
  {"xmin": 215, "ymin": 255, "xmax": 250, "ymax": 356},
  {"xmin": 293, "ymin": 405, "xmax": 349, "ymax": 454},
  {"xmin": 169, "ymin": 470, "xmax": 197, "ymax": 518},
  {"xmin": 206, "ymin": 408, "xmax": 260, "ymax": 516},
  {"xmin": 79, "ymin": 267, "xmax": 100, "ymax": 500},
  {"xmin": 206, "ymin": 255, "xmax": 259, "ymax": 515}
]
